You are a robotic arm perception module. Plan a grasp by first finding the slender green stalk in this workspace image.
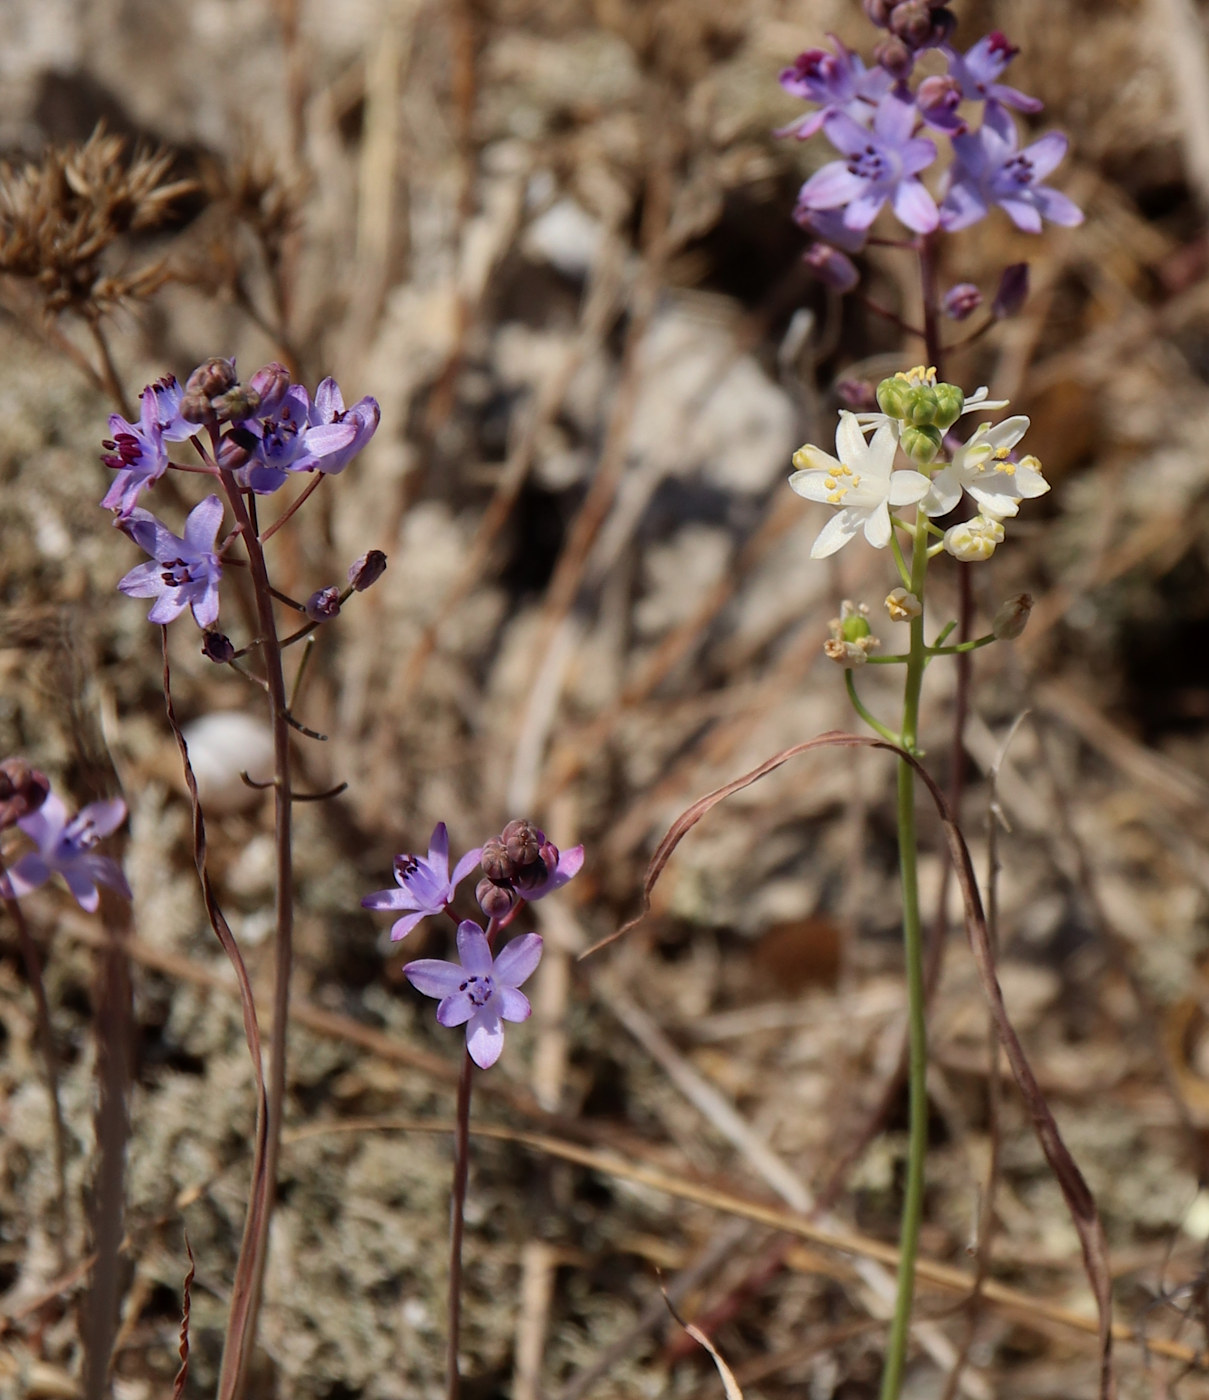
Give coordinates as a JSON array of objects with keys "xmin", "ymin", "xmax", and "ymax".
[{"xmin": 879, "ymin": 512, "xmax": 931, "ymax": 1400}]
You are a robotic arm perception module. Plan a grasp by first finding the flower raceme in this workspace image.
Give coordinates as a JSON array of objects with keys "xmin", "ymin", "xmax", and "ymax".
[{"xmin": 788, "ymin": 372, "xmax": 1048, "ymax": 561}]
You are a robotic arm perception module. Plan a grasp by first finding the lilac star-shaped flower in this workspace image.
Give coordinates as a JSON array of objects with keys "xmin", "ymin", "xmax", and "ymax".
[
  {"xmin": 6, "ymin": 793, "xmax": 130, "ymax": 912},
  {"xmin": 307, "ymin": 378, "xmax": 380, "ymax": 476},
  {"xmin": 405, "ymin": 921, "xmax": 542, "ymax": 1069},
  {"xmin": 117, "ymin": 495, "xmax": 224, "ymax": 628},
  {"xmin": 777, "ymin": 36, "xmax": 892, "ymax": 141},
  {"xmin": 945, "ymin": 32, "xmax": 1043, "ymax": 114},
  {"xmin": 941, "ymin": 101, "xmax": 1082, "ymax": 234},
  {"xmin": 513, "ymin": 837, "xmax": 585, "ymax": 901},
  {"xmin": 100, "ymin": 376, "xmax": 194, "ymax": 519},
  {"xmin": 797, "ymin": 87, "xmax": 939, "ymax": 235},
  {"xmin": 361, "ymin": 822, "xmax": 482, "ymax": 941}
]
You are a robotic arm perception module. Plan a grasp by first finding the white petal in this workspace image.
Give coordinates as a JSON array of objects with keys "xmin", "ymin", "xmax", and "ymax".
[
  {"xmin": 863, "ymin": 500, "xmax": 893, "ymax": 549},
  {"xmin": 810, "ymin": 509, "xmax": 863, "ymax": 558},
  {"xmin": 886, "ymin": 470, "xmax": 931, "ymax": 506},
  {"xmin": 789, "ymin": 470, "xmax": 843, "ymax": 503}
]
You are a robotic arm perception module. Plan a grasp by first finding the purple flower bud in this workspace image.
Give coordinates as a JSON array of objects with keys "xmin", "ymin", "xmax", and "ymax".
[
  {"xmin": 873, "ymin": 35, "xmax": 913, "ymax": 77},
  {"xmin": 501, "ymin": 818, "xmax": 542, "ymax": 868},
  {"xmin": 215, "ymin": 429, "xmax": 254, "ymax": 472},
  {"xmin": 889, "ymin": 0, "xmax": 936, "ymax": 47},
  {"xmin": 864, "ymin": 0, "xmax": 895, "ymax": 26},
  {"xmin": 0, "ymin": 759, "xmax": 50, "ymax": 832},
  {"xmin": 304, "ymin": 587, "xmax": 341, "ymax": 622},
  {"xmin": 476, "ymin": 877, "xmax": 516, "ymax": 921},
  {"xmin": 247, "ymin": 362, "xmax": 291, "ymax": 416},
  {"xmin": 917, "ymin": 74, "xmax": 966, "ymax": 134},
  {"xmin": 211, "ymin": 385, "xmax": 261, "ymax": 424},
  {"xmin": 181, "ymin": 358, "xmax": 238, "ymax": 423},
  {"xmin": 348, "ymin": 549, "xmax": 387, "ymax": 592},
  {"xmin": 804, "ymin": 241, "xmax": 859, "ymax": 292},
  {"xmin": 201, "ymin": 630, "xmax": 235, "ymax": 664},
  {"xmin": 992, "ymin": 261, "xmax": 1030, "ymax": 317},
  {"xmin": 942, "ymin": 282, "xmax": 983, "ymax": 320},
  {"xmin": 481, "ymin": 838, "xmax": 514, "ymax": 882}
]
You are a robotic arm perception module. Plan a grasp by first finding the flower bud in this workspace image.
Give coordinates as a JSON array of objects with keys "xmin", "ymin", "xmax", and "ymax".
[
  {"xmin": 211, "ymin": 385, "xmax": 261, "ymax": 424},
  {"xmin": 863, "ymin": 0, "xmax": 895, "ymax": 26},
  {"xmin": 942, "ymin": 282, "xmax": 982, "ymax": 321},
  {"xmin": 348, "ymin": 549, "xmax": 387, "ymax": 592},
  {"xmin": 918, "ymin": 75, "xmax": 965, "ymax": 133},
  {"xmin": 476, "ymin": 877, "xmax": 515, "ymax": 920},
  {"xmin": 804, "ymin": 242, "xmax": 859, "ymax": 293},
  {"xmin": 202, "ymin": 630, "xmax": 235, "ymax": 664},
  {"xmin": 181, "ymin": 358, "xmax": 238, "ymax": 422},
  {"xmin": 215, "ymin": 428, "xmax": 254, "ymax": 471},
  {"xmin": 992, "ymin": 592, "xmax": 1033, "ymax": 640},
  {"xmin": 501, "ymin": 818, "xmax": 542, "ymax": 868},
  {"xmin": 875, "ymin": 375, "xmax": 913, "ymax": 420},
  {"xmin": 480, "ymin": 838, "xmax": 514, "ymax": 882},
  {"xmin": 0, "ymin": 758, "xmax": 50, "ymax": 831},
  {"xmin": 873, "ymin": 34, "xmax": 913, "ymax": 77},
  {"xmin": 305, "ymin": 587, "xmax": 342, "ymax": 622},
  {"xmin": 993, "ymin": 262, "xmax": 1030, "ymax": 318},
  {"xmin": 889, "ymin": 0, "xmax": 936, "ymax": 47},
  {"xmin": 840, "ymin": 608, "xmax": 872, "ymax": 642},
  {"xmin": 900, "ymin": 424, "xmax": 943, "ymax": 464},
  {"xmin": 885, "ymin": 588, "xmax": 921, "ymax": 621},
  {"xmin": 247, "ymin": 362, "xmax": 291, "ymax": 416},
  {"xmin": 943, "ymin": 514, "xmax": 1005, "ymax": 562},
  {"xmin": 933, "ymin": 382, "xmax": 965, "ymax": 429}
]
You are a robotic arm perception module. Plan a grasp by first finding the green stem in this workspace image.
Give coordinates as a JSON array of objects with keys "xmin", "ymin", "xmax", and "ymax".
[
  {"xmin": 880, "ymin": 512, "xmax": 930, "ymax": 1400},
  {"xmin": 845, "ymin": 670, "xmax": 900, "ymax": 743}
]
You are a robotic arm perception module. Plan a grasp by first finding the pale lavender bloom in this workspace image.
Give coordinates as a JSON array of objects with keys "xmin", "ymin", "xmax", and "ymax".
[
  {"xmin": 941, "ymin": 102, "xmax": 1082, "ymax": 233},
  {"xmin": 797, "ymin": 87, "xmax": 939, "ymax": 234},
  {"xmin": 945, "ymin": 32, "xmax": 1043, "ymax": 114},
  {"xmin": 100, "ymin": 376, "xmax": 193, "ymax": 518},
  {"xmin": 307, "ymin": 378, "xmax": 381, "ymax": 476},
  {"xmin": 804, "ymin": 242, "xmax": 860, "ymax": 292},
  {"xmin": 117, "ymin": 495, "xmax": 224, "ymax": 628},
  {"xmin": 915, "ymin": 75, "xmax": 966, "ymax": 135},
  {"xmin": 405, "ymin": 921, "xmax": 542, "ymax": 1069},
  {"xmin": 793, "ymin": 206, "xmax": 868, "ymax": 255},
  {"xmin": 7, "ymin": 792, "xmax": 130, "ymax": 912},
  {"xmin": 777, "ymin": 36, "xmax": 892, "ymax": 140},
  {"xmin": 362, "ymin": 822, "xmax": 482, "ymax": 941},
  {"xmin": 236, "ymin": 381, "xmax": 369, "ymax": 493}
]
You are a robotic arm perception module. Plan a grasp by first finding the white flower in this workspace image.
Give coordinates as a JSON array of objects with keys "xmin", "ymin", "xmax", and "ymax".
[
  {"xmin": 943, "ymin": 513, "xmax": 1005, "ymax": 561},
  {"xmin": 789, "ymin": 412, "xmax": 930, "ymax": 558},
  {"xmin": 885, "ymin": 587, "xmax": 921, "ymax": 620},
  {"xmin": 922, "ymin": 416, "xmax": 1049, "ymax": 519}
]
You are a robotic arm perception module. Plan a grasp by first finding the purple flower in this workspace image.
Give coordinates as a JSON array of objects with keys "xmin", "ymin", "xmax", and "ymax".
[
  {"xmin": 797, "ymin": 87, "xmax": 939, "ymax": 235},
  {"xmin": 942, "ymin": 282, "xmax": 983, "ymax": 320},
  {"xmin": 117, "ymin": 495, "xmax": 224, "ymax": 628},
  {"xmin": 307, "ymin": 378, "xmax": 380, "ymax": 476},
  {"xmin": 945, "ymin": 32, "xmax": 1043, "ymax": 114},
  {"xmin": 915, "ymin": 75, "xmax": 966, "ymax": 135},
  {"xmin": 804, "ymin": 241, "xmax": 860, "ymax": 292},
  {"xmin": 941, "ymin": 101, "xmax": 1083, "ymax": 234},
  {"xmin": 793, "ymin": 206, "xmax": 868, "ymax": 255},
  {"xmin": 6, "ymin": 792, "xmax": 130, "ymax": 912},
  {"xmin": 100, "ymin": 377, "xmax": 194, "ymax": 518},
  {"xmin": 777, "ymin": 36, "xmax": 892, "ymax": 140},
  {"xmin": 405, "ymin": 921, "xmax": 542, "ymax": 1069},
  {"xmin": 362, "ymin": 822, "xmax": 482, "ymax": 941}
]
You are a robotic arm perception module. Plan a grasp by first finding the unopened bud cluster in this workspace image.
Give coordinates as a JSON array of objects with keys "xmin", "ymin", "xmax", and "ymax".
[{"xmin": 477, "ymin": 819, "xmax": 566, "ymax": 918}]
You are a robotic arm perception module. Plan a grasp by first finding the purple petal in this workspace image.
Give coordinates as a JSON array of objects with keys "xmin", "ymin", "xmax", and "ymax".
[
  {"xmin": 363, "ymin": 886, "xmax": 424, "ymax": 912},
  {"xmin": 126, "ymin": 511, "xmax": 185, "ymax": 563},
  {"xmin": 450, "ymin": 846, "xmax": 483, "ymax": 891},
  {"xmin": 494, "ymin": 932, "xmax": 543, "ymax": 988},
  {"xmin": 892, "ymin": 178, "xmax": 939, "ymax": 234},
  {"xmin": 465, "ymin": 1011, "xmax": 505, "ymax": 1069},
  {"xmin": 899, "ymin": 137, "xmax": 939, "ymax": 178},
  {"xmin": 405, "ymin": 956, "xmax": 469, "ymax": 998},
  {"xmin": 77, "ymin": 798, "xmax": 127, "ymax": 839},
  {"xmin": 183, "ymin": 495, "xmax": 224, "ymax": 552},
  {"xmin": 993, "ymin": 83, "xmax": 1042, "ymax": 114},
  {"xmin": 820, "ymin": 110, "xmax": 878, "ymax": 159},
  {"xmin": 117, "ymin": 561, "xmax": 165, "ymax": 600},
  {"xmin": 456, "ymin": 921, "xmax": 493, "ymax": 974},
  {"xmin": 871, "ymin": 89, "xmax": 917, "ymax": 145},
  {"xmin": 312, "ymin": 377, "xmax": 345, "ymax": 420},
  {"xmin": 390, "ymin": 910, "xmax": 427, "ymax": 941},
  {"xmin": 6, "ymin": 852, "xmax": 52, "ymax": 898},
  {"xmin": 426, "ymin": 822, "xmax": 451, "ymax": 878},
  {"xmin": 62, "ymin": 867, "xmax": 101, "ymax": 912},
  {"xmin": 1018, "ymin": 130, "xmax": 1068, "ymax": 181},
  {"xmin": 939, "ymin": 181, "xmax": 988, "ymax": 231},
  {"xmin": 1031, "ymin": 188, "xmax": 1084, "ymax": 227},
  {"xmin": 497, "ymin": 987, "xmax": 532, "ymax": 1023},
  {"xmin": 798, "ymin": 161, "xmax": 868, "ymax": 211},
  {"xmin": 147, "ymin": 592, "xmax": 190, "ymax": 625},
  {"xmin": 190, "ymin": 586, "xmax": 221, "ymax": 630},
  {"xmin": 436, "ymin": 993, "xmax": 475, "ymax": 1027},
  {"xmin": 82, "ymin": 854, "xmax": 131, "ymax": 900},
  {"xmin": 998, "ymin": 196, "xmax": 1044, "ymax": 233},
  {"xmin": 18, "ymin": 793, "xmax": 66, "ymax": 848}
]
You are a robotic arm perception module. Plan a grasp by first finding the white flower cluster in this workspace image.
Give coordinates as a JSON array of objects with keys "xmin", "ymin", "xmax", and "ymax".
[{"xmin": 788, "ymin": 370, "xmax": 1049, "ymax": 562}]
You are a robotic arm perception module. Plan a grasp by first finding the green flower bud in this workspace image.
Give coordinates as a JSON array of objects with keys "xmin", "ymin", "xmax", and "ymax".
[
  {"xmin": 933, "ymin": 383, "xmax": 965, "ymax": 430},
  {"xmin": 876, "ymin": 376, "xmax": 913, "ymax": 419},
  {"xmin": 900, "ymin": 424, "xmax": 943, "ymax": 464},
  {"xmin": 902, "ymin": 385, "xmax": 941, "ymax": 426}
]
